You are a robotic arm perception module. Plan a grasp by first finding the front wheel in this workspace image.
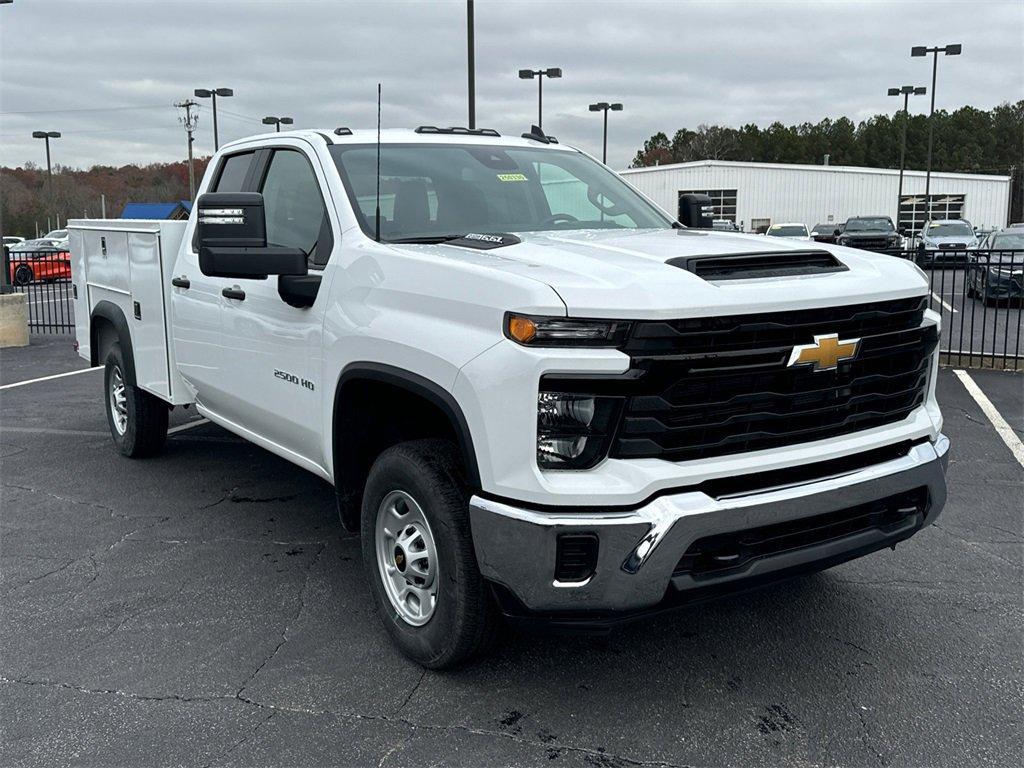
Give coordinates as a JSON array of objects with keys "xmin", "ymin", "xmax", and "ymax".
[
  {"xmin": 361, "ymin": 439, "xmax": 501, "ymax": 668},
  {"xmin": 103, "ymin": 343, "xmax": 169, "ymax": 457}
]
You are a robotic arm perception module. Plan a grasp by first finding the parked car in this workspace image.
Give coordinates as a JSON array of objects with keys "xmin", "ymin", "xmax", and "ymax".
[
  {"xmin": 8, "ymin": 239, "xmax": 72, "ymax": 285},
  {"xmin": 765, "ymin": 222, "xmax": 810, "ymax": 240},
  {"xmin": 69, "ymin": 127, "xmax": 949, "ymax": 668},
  {"xmin": 810, "ymin": 223, "xmax": 843, "ymax": 244},
  {"xmin": 3, "ymin": 236, "xmax": 26, "ymax": 248},
  {"xmin": 916, "ymin": 219, "xmax": 978, "ymax": 268},
  {"xmin": 836, "ymin": 217, "xmax": 903, "ymax": 252},
  {"xmin": 967, "ymin": 226, "xmax": 1024, "ymax": 304}
]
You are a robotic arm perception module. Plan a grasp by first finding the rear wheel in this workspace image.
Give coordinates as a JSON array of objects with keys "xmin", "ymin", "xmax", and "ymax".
[
  {"xmin": 361, "ymin": 439, "xmax": 501, "ymax": 668},
  {"xmin": 13, "ymin": 264, "xmax": 33, "ymax": 286},
  {"xmin": 103, "ymin": 343, "xmax": 168, "ymax": 457}
]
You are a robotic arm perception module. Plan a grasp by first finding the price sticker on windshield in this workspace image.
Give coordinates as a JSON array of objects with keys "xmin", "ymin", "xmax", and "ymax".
[{"xmin": 496, "ymin": 173, "xmax": 528, "ymax": 182}]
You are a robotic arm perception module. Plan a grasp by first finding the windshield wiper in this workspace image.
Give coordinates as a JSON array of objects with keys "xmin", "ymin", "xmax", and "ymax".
[{"xmin": 388, "ymin": 234, "xmax": 465, "ymax": 244}]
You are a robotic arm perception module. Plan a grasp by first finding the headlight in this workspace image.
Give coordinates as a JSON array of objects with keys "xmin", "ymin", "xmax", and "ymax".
[
  {"xmin": 536, "ymin": 391, "xmax": 622, "ymax": 469},
  {"xmin": 505, "ymin": 313, "xmax": 630, "ymax": 347}
]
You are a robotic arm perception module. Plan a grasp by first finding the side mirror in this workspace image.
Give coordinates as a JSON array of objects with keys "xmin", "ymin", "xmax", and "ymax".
[
  {"xmin": 679, "ymin": 193, "xmax": 715, "ymax": 229},
  {"xmin": 196, "ymin": 192, "xmax": 307, "ymax": 279},
  {"xmin": 833, "ymin": 228, "xmax": 842, "ymax": 237}
]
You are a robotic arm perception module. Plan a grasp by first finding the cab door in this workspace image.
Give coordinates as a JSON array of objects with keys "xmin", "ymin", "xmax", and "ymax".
[
  {"xmin": 215, "ymin": 143, "xmax": 336, "ymax": 469},
  {"xmin": 171, "ymin": 149, "xmax": 256, "ymax": 409}
]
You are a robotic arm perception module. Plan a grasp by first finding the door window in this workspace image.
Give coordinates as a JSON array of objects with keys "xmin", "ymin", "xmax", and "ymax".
[
  {"xmin": 260, "ymin": 150, "xmax": 333, "ymax": 266},
  {"xmin": 213, "ymin": 151, "xmax": 255, "ymax": 192}
]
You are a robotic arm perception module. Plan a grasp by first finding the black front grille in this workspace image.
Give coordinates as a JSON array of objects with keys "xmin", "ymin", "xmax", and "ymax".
[
  {"xmin": 673, "ymin": 487, "xmax": 929, "ymax": 579},
  {"xmin": 610, "ymin": 297, "xmax": 934, "ymax": 463},
  {"xmin": 848, "ymin": 238, "xmax": 891, "ymax": 250}
]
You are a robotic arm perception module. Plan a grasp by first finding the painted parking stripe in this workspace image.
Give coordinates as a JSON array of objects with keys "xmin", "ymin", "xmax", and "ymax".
[
  {"xmin": 953, "ymin": 369, "xmax": 1024, "ymax": 469},
  {"xmin": 930, "ymin": 291, "xmax": 958, "ymax": 313},
  {"xmin": 168, "ymin": 418, "xmax": 209, "ymax": 435},
  {"xmin": 0, "ymin": 366, "xmax": 100, "ymax": 390}
]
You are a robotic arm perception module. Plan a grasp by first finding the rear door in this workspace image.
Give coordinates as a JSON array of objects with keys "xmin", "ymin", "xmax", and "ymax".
[
  {"xmin": 171, "ymin": 149, "xmax": 256, "ymax": 408},
  {"xmin": 216, "ymin": 142, "xmax": 336, "ymax": 467}
]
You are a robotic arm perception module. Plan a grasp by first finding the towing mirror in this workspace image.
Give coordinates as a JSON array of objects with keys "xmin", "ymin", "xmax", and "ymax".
[
  {"xmin": 678, "ymin": 193, "xmax": 715, "ymax": 229},
  {"xmin": 196, "ymin": 192, "xmax": 307, "ymax": 279}
]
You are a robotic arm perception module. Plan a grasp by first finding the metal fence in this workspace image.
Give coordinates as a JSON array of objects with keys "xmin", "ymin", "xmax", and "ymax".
[
  {"xmin": 4, "ymin": 248, "xmax": 76, "ymax": 334},
  {"xmin": 883, "ymin": 248, "xmax": 1023, "ymax": 371}
]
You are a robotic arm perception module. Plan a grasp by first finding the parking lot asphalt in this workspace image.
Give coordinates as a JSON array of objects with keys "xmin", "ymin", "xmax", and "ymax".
[{"xmin": 1, "ymin": 335, "xmax": 1021, "ymax": 768}]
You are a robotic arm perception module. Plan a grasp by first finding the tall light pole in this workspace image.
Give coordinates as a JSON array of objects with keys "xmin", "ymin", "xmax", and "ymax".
[
  {"xmin": 887, "ymin": 85, "xmax": 926, "ymax": 224},
  {"xmin": 588, "ymin": 102, "xmax": 623, "ymax": 164},
  {"xmin": 911, "ymin": 44, "xmax": 961, "ymax": 223},
  {"xmin": 467, "ymin": 0, "xmax": 475, "ymax": 129},
  {"xmin": 518, "ymin": 67, "xmax": 562, "ymax": 130},
  {"xmin": 194, "ymin": 87, "xmax": 233, "ymax": 151},
  {"xmin": 262, "ymin": 116, "xmax": 293, "ymax": 132},
  {"xmin": 32, "ymin": 131, "xmax": 61, "ymax": 224}
]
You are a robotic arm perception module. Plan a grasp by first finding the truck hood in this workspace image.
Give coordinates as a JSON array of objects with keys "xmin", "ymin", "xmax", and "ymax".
[{"xmin": 389, "ymin": 228, "xmax": 928, "ymax": 319}]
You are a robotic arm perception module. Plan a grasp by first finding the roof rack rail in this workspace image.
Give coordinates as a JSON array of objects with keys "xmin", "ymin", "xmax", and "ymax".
[
  {"xmin": 415, "ymin": 126, "xmax": 501, "ymax": 137},
  {"xmin": 333, "ymin": 127, "xmax": 353, "ymax": 136},
  {"xmin": 521, "ymin": 124, "xmax": 557, "ymax": 144}
]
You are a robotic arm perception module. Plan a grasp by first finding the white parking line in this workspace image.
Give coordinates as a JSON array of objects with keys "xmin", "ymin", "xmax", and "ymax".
[
  {"xmin": 0, "ymin": 367, "xmax": 100, "ymax": 390},
  {"xmin": 931, "ymin": 291, "xmax": 958, "ymax": 313},
  {"xmin": 953, "ymin": 369, "xmax": 1024, "ymax": 469},
  {"xmin": 168, "ymin": 418, "xmax": 209, "ymax": 435}
]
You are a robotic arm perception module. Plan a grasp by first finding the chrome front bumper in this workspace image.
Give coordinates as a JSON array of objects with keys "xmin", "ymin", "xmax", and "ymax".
[{"xmin": 469, "ymin": 435, "xmax": 950, "ymax": 614}]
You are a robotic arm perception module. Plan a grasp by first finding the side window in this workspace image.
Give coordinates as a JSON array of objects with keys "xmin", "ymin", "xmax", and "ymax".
[
  {"xmin": 259, "ymin": 150, "xmax": 333, "ymax": 267},
  {"xmin": 213, "ymin": 151, "xmax": 254, "ymax": 192}
]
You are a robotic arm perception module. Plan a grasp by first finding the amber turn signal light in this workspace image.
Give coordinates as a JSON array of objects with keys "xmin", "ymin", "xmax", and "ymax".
[{"xmin": 506, "ymin": 314, "xmax": 537, "ymax": 343}]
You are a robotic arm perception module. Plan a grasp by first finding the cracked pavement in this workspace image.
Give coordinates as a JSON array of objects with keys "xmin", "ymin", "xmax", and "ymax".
[{"xmin": 1, "ymin": 336, "xmax": 1021, "ymax": 767}]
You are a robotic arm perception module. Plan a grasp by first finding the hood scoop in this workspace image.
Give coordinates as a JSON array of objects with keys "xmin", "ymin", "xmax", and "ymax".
[{"xmin": 668, "ymin": 250, "xmax": 848, "ymax": 281}]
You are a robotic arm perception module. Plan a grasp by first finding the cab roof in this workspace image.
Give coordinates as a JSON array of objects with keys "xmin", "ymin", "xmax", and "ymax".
[{"xmin": 220, "ymin": 127, "xmax": 576, "ymax": 153}]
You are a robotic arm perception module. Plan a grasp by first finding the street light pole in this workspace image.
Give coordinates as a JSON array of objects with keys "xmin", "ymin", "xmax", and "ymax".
[
  {"xmin": 467, "ymin": 0, "xmax": 475, "ymax": 129},
  {"xmin": 518, "ymin": 67, "xmax": 562, "ymax": 130},
  {"xmin": 194, "ymin": 87, "xmax": 234, "ymax": 150},
  {"xmin": 887, "ymin": 85, "xmax": 926, "ymax": 223},
  {"xmin": 262, "ymin": 116, "xmax": 294, "ymax": 133},
  {"xmin": 588, "ymin": 102, "xmax": 623, "ymax": 164},
  {"xmin": 31, "ymin": 131, "xmax": 61, "ymax": 224},
  {"xmin": 911, "ymin": 43, "xmax": 961, "ymax": 223}
]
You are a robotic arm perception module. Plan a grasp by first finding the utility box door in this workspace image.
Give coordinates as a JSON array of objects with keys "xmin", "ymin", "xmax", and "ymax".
[{"xmin": 127, "ymin": 230, "xmax": 171, "ymax": 399}]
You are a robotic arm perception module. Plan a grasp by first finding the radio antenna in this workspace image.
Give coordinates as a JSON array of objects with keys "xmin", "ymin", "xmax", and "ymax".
[{"xmin": 375, "ymin": 83, "xmax": 382, "ymax": 242}]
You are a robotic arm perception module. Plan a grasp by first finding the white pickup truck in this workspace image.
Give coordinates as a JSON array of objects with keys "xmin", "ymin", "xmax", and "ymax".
[{"xmin": 70, "ymin": 126, "xmax": 949, "ymax": 668}]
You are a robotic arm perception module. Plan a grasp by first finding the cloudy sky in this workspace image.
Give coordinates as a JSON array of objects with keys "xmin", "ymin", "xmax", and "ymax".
[{"xmin": 1, "ymin": 0, "xmax": 1021, "ymax": 171}]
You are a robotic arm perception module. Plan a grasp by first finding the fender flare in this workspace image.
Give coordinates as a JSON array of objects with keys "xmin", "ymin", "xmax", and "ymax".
[
  {"xmin": 90, "ymin": 300, "xmax": 137, "ymax": 385},
  {"xmin": 332, "ymin": 362, "xmax": 482, "ymax": 490}
]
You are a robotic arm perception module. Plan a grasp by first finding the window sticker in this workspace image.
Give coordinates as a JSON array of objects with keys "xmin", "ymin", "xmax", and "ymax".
[{"xmin": 496, "ymin": 173, "xmax": 528, "ymax": 182}]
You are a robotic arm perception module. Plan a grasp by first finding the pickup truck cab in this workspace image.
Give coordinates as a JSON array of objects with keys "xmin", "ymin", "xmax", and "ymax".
[{"xmin": 70, "ymin": 127, "xmax": 949, "ymax": 668}]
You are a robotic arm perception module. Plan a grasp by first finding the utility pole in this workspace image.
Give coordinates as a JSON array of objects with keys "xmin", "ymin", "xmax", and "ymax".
[
  {"xmin": 467, "ymin": 0, "xmax": 476, "ymax": 129},
  {"xmin": 32, "ymin": 131, "xmax": 61, "ymax": 225},
  {"xmin": 176, "ymin": 99, "xmax": 199, "ymax": 200}
]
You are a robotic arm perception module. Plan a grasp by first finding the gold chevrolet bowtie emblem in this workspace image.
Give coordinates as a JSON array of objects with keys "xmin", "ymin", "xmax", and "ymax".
[{"xmin": 787, "ymin": 333, "xmax": 861, "ymax": 372}]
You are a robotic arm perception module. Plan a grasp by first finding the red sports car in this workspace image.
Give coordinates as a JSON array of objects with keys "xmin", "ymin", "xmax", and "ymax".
[{"xmin": 7, "ymin": 244, "xmax": 72, "ymax": 285}]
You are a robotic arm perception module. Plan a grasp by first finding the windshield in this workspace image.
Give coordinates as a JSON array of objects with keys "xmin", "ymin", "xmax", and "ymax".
[
  {"xmin": 925, "ymin": 222, "xmax": 973, "ymax": 237},
  {"xmin": 330, "ymin": 143, "xmax": 672, "ymax": 242},
  {"xmin": 767, "ymin": 225, "xmax": 807, "ymax": 237},
  {"xmin": 845, "ymin": 218, "xmax": 894, "ymax": 233},
  {"xmin": 991, "ymin": 233, "xmax": 1024, "ymax": 250}
]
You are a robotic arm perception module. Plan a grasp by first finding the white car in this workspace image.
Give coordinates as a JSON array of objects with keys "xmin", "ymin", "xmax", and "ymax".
[
  {"xmin": 69, "ymin": 127, "xmax": 949, "ymax": 668},
  {"xmin": 3, "ymin": 236, "xmax": 26, "ymax": 247},
  {"xmin": 765, "ymin": 222, "xmax": 811, "ymax": 241}
]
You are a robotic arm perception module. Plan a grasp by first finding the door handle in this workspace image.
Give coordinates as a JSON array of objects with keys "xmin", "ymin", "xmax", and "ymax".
[
  {"xmin": 222, "ymin": 286, "xmax": 246, "ymax": 301},
  {"xmin": 171, "ymin": 276, "xmax": 190, "ymax": 289}
]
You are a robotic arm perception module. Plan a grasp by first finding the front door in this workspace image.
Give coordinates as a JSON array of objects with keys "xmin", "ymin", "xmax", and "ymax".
[{"xmin": 216, "ymin": 143, "xmax": 337, "ymax": 469}]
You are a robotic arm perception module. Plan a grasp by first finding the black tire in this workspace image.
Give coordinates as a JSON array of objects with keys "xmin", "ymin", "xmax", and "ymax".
[
  {"xmin": 103, "ymin": 343, "xmax": 169, "ymax": 458},
  {"xmin": 13, "ymin": 264, "xmax": 33, "ymax": 286},
  {"xmin": 361, "ymin": 439, "xmax": 501, "ymax": 668},
  {"xmin": 966, "ymin": 270, "xmax": 976, "ymax": 298}
]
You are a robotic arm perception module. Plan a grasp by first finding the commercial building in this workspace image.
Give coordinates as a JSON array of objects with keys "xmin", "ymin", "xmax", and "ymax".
[{"xmin": 620, "ymin": 160, "xmax": 1011, "ymax": 234}]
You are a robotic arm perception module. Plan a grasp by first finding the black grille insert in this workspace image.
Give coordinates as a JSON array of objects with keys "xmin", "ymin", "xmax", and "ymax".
[
  {"xmin": 554, "ymin": 534, "xmax": 599, "ymax": 582},
  {"xmin": 673, "ymin": 487, "xmax": 929, "ymax": 579},
  {"xmin": 609, "ymin": 296, "xmax": 934, "ymax": 462}
]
